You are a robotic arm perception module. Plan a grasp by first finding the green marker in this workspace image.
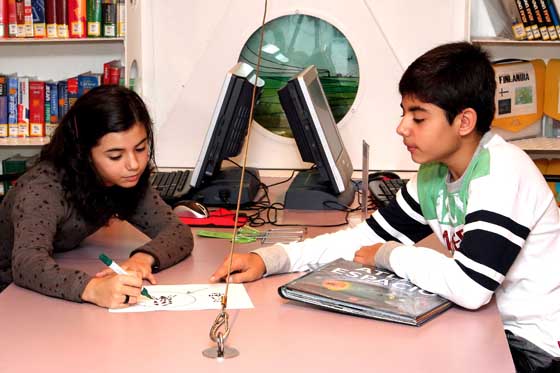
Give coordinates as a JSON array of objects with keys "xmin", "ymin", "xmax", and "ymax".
[{"xmin": 99, "ymin": 253, "xmax": 153, "ymax": 300}]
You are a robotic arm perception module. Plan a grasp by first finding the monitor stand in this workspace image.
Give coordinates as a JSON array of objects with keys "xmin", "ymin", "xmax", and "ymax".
[
  {"xmin": 189, "ymin": 166, "xmax": 260, "ymax": 207},
  {"xmin": 284, "ymin": 169, "xmax": 355, "ymax": 210}
]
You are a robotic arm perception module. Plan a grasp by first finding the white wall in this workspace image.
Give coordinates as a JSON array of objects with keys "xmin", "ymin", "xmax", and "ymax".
[{"xmin": 141, "ymin": 0, "xmax": 469, "ymax": 171}]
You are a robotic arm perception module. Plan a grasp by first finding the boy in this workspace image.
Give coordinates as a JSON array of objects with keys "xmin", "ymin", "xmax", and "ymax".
[{"xmin": 210, "ymin": 42, "xmax": 560, "ymax": 371}]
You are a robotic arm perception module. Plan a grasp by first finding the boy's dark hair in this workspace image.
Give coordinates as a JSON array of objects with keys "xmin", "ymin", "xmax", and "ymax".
[
  {"xmin": 40, "ymin": 85, "xmax": 155, "ymax": 226},
  {"xmin": 399, "ymin": 42, "xmax": 496, "ymax": 134}
]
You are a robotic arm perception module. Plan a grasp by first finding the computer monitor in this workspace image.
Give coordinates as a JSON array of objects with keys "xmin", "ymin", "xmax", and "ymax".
[
  {"xmin": 278, "ymin": 65, "xmax": 355, "ymax": 210},
  {"xmin": 188, "ymin": 62, "xmax": 264, "ymax": 206}
]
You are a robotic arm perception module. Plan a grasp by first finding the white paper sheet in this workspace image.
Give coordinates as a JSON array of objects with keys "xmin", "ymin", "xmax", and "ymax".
[{"xmin": 109, "ymin": 283, "xmax": 253, "ymax": 313}]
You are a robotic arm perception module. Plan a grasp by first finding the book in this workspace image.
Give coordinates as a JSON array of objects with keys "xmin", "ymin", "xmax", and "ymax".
[
  {"xmin": 7, "ymin": 0, "xmax": 17, "ymax": 37},
  {"xmin": 57, "ymin": 79, "xmax": 68, "ymax": 120},
  {"xmin": 523, "ymin": 0, "xmax": 543, "ymax": 39},
  {"xmin": 77, "ymin": 72, "xmax": 101, "ymax": 96},
  {"xmin": 15, "ymin": 0, "xmax": 24, "ymax": 37},
  {"xmin": 548, "ymin": 0, "xmax": 560, "ymax": 36},
  {"xmin": 55, "ymin": 0, "xmax": 67, "ymax": 37},
  {"xmin": 278, "ymin": 258, "xmax": 453, "ymax": 326},
  {"xmin": 115, "ymin": 0, "xmax": 123, "ymax": 37},
  {"xmin": 17, "ymin": 76, "xmax": 29, "ymax": 137},
  {"xmin": 31, "ymin": 0, "xmax": 45, "ymax": 37},
  {"xmin": 101, "ymin": 0, "xmax": 115, "ymax": 37},
  {"xmin": 44, "ymin": 81, "xmax": 58, "ymax": 136},
  {"xmin": 515, "ymin": 0, "xmax": 535, "ymax": 39},
  {"xmin": 28, "ymin": 80, "xmax": 44, "ymax": 137},
  {"xmin": 68, "ymin": 0, "xmax": 85, "ymax": 38},
  {"xmin": 45, "ymin": 0, "xmax": 55, "ymax": 37},
  {"xmin": 7, "ymin": 75, "xmax": 18, "ymax": 138},
  {"xmin": 23, "ymin": 0, "xmax": 33, "ymax": 37},
  {"xmin": 531, "ymin": 0, "xmax": 551, "ymax": 39},
  {"xmin": 0, "ymin": 0, "xmax": 7, "ymax": 38},
  {"xmin": 102, "ymin": 59, "xmax": 121, "ymax": 84},
  {"xmin": 537, "ymin": 0, "xmax": 559, "ymax": 39},
  {"xmin": 505, "ymin": 3, "xmax": 528, "ymax": 40},
  {"xmin": 0, "ymin": 75, "xmax": 7, "ymax": 138},
  {"xmin": 86, "ymin": 0, "xmax": 100, "ymax": 36},
  {"xmin": 66, "ymin": 76, "xmax": 78, "ymax": 107}
]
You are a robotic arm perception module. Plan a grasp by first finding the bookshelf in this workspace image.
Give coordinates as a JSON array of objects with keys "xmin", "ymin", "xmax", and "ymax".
[
  {"xmin": 468, "ymin": 0, "xmax": 560, "ymax": 154},
  {"xmin": 0, "ymin": 137, "xmax": 50, "ymax": 147},
  {"xmin": 0, "ymin": 1, "xmax": 145, "ymax": 175}
]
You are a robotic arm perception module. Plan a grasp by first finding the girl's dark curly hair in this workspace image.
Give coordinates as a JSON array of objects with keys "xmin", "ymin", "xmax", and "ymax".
[{"xmin": 40, "ymin": 85, "xmax": 155, "ymax": 226}]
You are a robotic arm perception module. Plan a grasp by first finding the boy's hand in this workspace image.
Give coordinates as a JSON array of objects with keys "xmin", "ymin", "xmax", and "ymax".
[
  {"xmin": 353, "ymin": 243, "xmax": 383, "ymax": 266},
  {"xmin": 81, "ymin": 273, "xmax": 143, "ymax": 308},
  {"xmin": 210, "ymin": 253, "xmax": 266, "ymax": 283}
]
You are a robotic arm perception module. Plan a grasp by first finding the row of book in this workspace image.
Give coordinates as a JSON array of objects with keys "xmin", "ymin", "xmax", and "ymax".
[
  {"xmin": 0, "ymin": 0, "xmax": 125, "ymax": 39},
  {"xmin": 0, "ymin": 59, "xmax": 124, "ymax": 138},
  {"xmin": 510, "ymin": 0, "xmax": 560, "ymax": 40}
]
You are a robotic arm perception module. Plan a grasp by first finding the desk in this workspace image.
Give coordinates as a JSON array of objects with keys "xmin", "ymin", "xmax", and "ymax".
[{"xmin": 0, "ymin": 204, "xmax": 515, "ymax": 372}]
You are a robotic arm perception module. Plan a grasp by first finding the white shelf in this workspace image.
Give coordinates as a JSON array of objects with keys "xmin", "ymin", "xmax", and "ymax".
[
  {"xmin": 509, "ymin": 137, "xmax": 560, "ymax": 153},
  {"xmin": 0, "ymin": 37, "xmax": 124, "ymax": 44},
  {"xmin": 471, "ymin": 37, "xmax": 560, "ymax": 45},
  {"xmin": 0, "ymin": 137, "xmax": 50, "ymax": 147}
]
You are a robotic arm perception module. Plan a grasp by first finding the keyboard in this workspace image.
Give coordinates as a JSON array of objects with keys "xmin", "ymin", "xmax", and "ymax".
[
  {"xmin": 368, "ymin": 178, "xmax": 407, "ymax": 207},
  {"xmin": 150, "ymin": 170, "xmax": 191, "ymax": 203}
]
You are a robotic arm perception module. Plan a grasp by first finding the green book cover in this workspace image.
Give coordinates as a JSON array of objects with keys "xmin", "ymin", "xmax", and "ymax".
[
  {"xmin": 87, "ymin": 0, "xmax": 102, "ymax": 37},
  {"xmin": 101, "ymin": 0, "xmax": 116, "ymax": 37}
]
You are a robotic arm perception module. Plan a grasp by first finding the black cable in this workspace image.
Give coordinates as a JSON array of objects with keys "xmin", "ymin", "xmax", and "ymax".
[{"xmin": 224, "ymin": 159, "xmax": 353, "ymax": 227}]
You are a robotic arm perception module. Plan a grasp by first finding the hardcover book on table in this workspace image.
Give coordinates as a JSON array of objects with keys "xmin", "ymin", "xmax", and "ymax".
[{"xmin": 278, "ymin": 258, "xmax": 452, "ymax": 326}]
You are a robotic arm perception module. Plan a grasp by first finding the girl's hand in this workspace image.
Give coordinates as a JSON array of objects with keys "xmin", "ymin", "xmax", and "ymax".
[
  {"xmin": 95, "ymin": 252, "xmax": 157, "ymax": 284},
  {"xmin": 81, "ymin": 273, "xmax": 143, "ymax": 308}
]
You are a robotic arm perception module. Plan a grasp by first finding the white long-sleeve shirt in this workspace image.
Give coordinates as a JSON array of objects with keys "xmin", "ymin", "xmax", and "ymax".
[{"xmin": 255, "ymin": 133, "xmax": 560, "ymax": 357}]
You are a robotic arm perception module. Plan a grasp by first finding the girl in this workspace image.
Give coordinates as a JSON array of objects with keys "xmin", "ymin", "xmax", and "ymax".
[{"xmin": 0, "ymin": 85, "xmax": 193, "ymax": 308}]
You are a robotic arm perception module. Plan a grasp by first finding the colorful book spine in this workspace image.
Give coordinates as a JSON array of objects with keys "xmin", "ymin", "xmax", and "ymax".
[
  {"xmin": 56, "ymin": 0, "xmax": 67, "ymax": 37},
  {"xmin": 108, "ymin": 63, "xmax": 121, "ymax": 85},
  {"xmin": 57, "ymin": 80, "xmax": 68, "ymax": 121},
  {"xmin": 101, "ymin": 0, "xmax": 115, "ymax": 37},
  {"xmin": 31, "ymin": 0, "xmax": 45, "ymax": 37},
  {"xmin": 523, "ymin": 0, "xmax": 543, "ymax": 39},
  {"xmin": 102, "ymin": 59, "xmax": 120, "ymax": 84},
  {"xmin": 68, "ymin": 0, "xmax": 85, "ymax": 38},
  {"xmin": 7, "ymin": 75, "xmax": 18, "ymax": 138},
  {"xmin": 45, "ymin": 81, "xmax": 58, "ymax": 135},
  {"xmin": 23, "ymin": 0, "xmax": 33, "ymax": 37},
  {"xmin": 0, "ymin": 75, "xmax": 7, "ymax": 138},
  {"xmin": 29, "ymin": 80, "xmax": 45, "ymax": 136},
  {"xmin": 17, "ymin": 76, "xmax": 29, "ymax": 137},
  {"xmin": 86, "ymin": 0, "xmax": 100, "ymax": 36},
  {"xmin": 538, "ymin": 0, "xmax": 559, "ymax": 39},
  {"xmin": 515, "ymin": 0, "xmax": 534, "ymax": 39},
  {"xmin": 15, "ymin": 0, "xmax": 25, "ymax": 37},
  {"xmin": 77, "ymin": 73, "xmax": 100, "ymax": 96},
  {"xmin": 0, "ymin": 0, "xmax": 7, "ymax": 38},
  {"xmin": 116, "ymin": 0, "xmax": 123, "ymax": 37},
  {"xmin": 44, "ymin": 81, "xmax": 51, "ymax": 135},
  {"xmin": 548, "ymin": 0, "xmax": 560, "ymax": 36},
  {"xmin": 45, "ymin": 0, "xmax": 55, "ymax": 37},
  {"xmin": 66, "ymin": 76, "xmax": 78, "ymax": 107},
  {"xmin": 531, "ymin": 0, "xmax": 551, "ymax": 39},
  {"xmin": 7, "ymin": 0, "xmax": 17, "ymax": 37}
]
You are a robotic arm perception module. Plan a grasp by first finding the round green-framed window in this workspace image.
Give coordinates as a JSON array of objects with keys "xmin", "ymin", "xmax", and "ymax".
[{"xmin": 239, "ymin": 14, "xmax": 359, "ymax": 138}]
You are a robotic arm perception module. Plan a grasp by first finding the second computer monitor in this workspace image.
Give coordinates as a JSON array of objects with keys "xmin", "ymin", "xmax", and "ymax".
[{"xmin": 278, "ymin": 65, "xmax": 355, "ymax": 210}]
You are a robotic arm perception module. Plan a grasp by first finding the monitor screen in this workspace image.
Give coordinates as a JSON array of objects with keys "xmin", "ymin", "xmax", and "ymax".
[
  {"xmin": 278, "ymin": 65, "xmax": 354, "ymax": 196},
  {"xmin": 190, "ymin": 62, "xmax": 264, "ymax": 190}
]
